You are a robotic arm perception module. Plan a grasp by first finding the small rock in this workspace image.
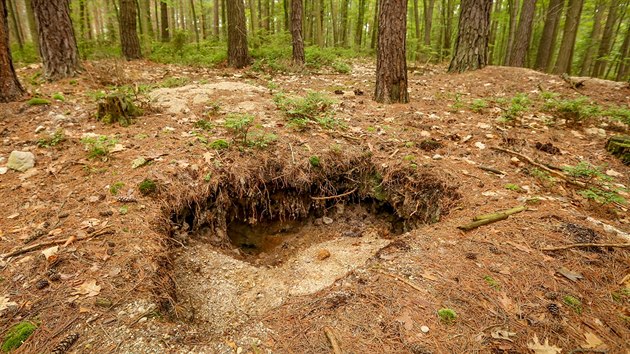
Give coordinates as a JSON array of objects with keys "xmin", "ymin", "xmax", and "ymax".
[
  {"xmin": 606, "ymin": 169, "xmax": 623, "ymax": 178},
  {"xmin": 35, "ymin": 125, "xmax": 46, "ymax": 133},
  {"xmin": 0, "ymin": 167, "xmax": 7, "ymax": 175},
  {"xmin": 7, "ymin": 151, "xmax": 35, "ymax": 172},
  {"xmin": 322, "ymin": 216, "xmax": 333, "ymax": 225},
  {"xmin": 420, "ymin": 130, "xmax": 431, "ymax": 137},
  {"xmin": 474, "ymin": 142, "xmax": 486, "ymax": 150},
  {"xmin": 584, "ymin": 127, "xmax": 606, "ymax": 137},
  {"xmin": 477, "ymin": 123, "xmax": 491, "ymax": 129},
  {"xmin": 510, "ymin": 157, "xmax": 521, "ymax": 166},
  {"xmin": 420, "ymin": 325, "xmax": 430, "ymax": 333},
  {"xmin": 88, "ymin": 196, "xmax": 100, "ymax": 203},
  {"xmin": 317, "ymin": 249, "xmax": 331, "ymax": 260},
  {"xmin": 432, "ymin": 154, "xmax": 443, "ymax": 160}
]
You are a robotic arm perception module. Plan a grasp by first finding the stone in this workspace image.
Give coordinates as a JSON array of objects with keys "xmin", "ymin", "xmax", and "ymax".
[
  {"xmin": 0, "ymin": 167, "xmax": 7, "ymax": 175},
  {"xmin": 432, "ymin": 154, "xmax": 444, "ymax": 160},
  {"xmin": 7, "ymin": 151, "xmax": 35, "ymax": 172},
  {"xmin": 322, "ymin": 216, "xmax": 333, "ymax": 225},
  {"xmin": 584, "ymin": 127, "xmax": 606, "ymax": 138},
  {"xmin": 420, "ymin": 325, "xmax": 430, "ymax": 333},
  {"xmin": 35, "ymin": 125, "xmax": 45, "ymax": 133},
  {"xmin": 317, "ymin": 249, "xmax": 331, "ymax": 261}
]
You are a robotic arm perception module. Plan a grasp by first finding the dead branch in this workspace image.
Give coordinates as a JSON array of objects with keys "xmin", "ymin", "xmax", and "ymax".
[
  {"xmin": 490, "ymin": 146, "xmax": 586, "ymax": 187},
  {"xmin": 473, "ymin": 206, "xmax": 527, "ymax": 221},
  {"xmin": 541, "ymin": 243, "xmax": 630, "ymax": 251},
  {"xmin": 478, "ymin": 165, "xmax": 507, "ymax": 176},
  {"xmin": 376, "ymin": 270, "xmax": 425, "ymax": 293},
  {"xmin": 458, "ymin": 206, "xmax": 527, "ymax": 231},
  {"xmin": 311, "ymin": 188, "xmax": 357, "ymax": 201},
  {"xmin": 1, "ymin": 227, "xmax": 114, "ymax": 259},
  {"xmin": 323, "ymin": 326, "xmax": 343, "ymax": 354}
]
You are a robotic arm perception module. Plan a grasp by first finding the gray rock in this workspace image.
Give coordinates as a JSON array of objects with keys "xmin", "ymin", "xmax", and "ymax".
[
  {"xmin": 322, "ymin": 216, "xmax": 333, "ymax": 225},
  {"xmin": 7, "ymin": 151, "xmax": 35, "ymax": 172},
  {"xmin": 0, "ymin": 167, "xmax": 7, "ymax": 174}
]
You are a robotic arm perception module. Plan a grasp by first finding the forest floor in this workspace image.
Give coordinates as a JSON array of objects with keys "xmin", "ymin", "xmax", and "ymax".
[{"xmin": 0, "ymin": 59, "xmax": 629, "ymax": 354}]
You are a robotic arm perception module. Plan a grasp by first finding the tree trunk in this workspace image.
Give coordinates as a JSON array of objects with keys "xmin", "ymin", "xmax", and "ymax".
[
  {"xmin": 221, "ymin": 0, "xmax": 226, "ymax": 37},
  {"xmin": 283, "ymin": 0, "xmax": 288, "ymax": 31},
  {"xmin": 291, "ymin": 0, "xmax": 304, "ymax": 65},
  {"xmin": 503, "ymin": 0, "xmax": 519, "ymax": 65},
  {"xmin": 370, "ymin": 0, "xmax": 378, "ymax": 49},
  {"xmin": 488, "ymin": 0, "xmax": 502, "ymax": 64},
  {"xmin": 107, "ymin": 0, "xmax": 119, "ymax": 43},
  {"xmin": 226, "ymin": 0, "xmax": 249, "ymax": 68},
  {"xmin": 248, "ymin": 0, "xmax": 257, "ymax": 34},
  {"xmin": 160, "ymin": 0, "xmax": 169, "ymax": 41},
  {"xmin": 340, "ymin": 0, "xmax": 349, "ymax": 46},
  {"xmin": 330, "ymin": 0, "xmax": 338, "ymax": 46},
  {"xmin": 24, "ymin": 0, "xmax": 38, "ymax": 47},
  {"xmin": 509, "ymin": 0, "xmax": 536, "ymax": 67},
  {"xmin": 579, "ymin": 0, "xmax": 605, "ymax": 76},
  {"xmin": 534, "ymin": 0, "xmax": 564, "ymax": 71},
  {"xmin": 615, "ymin": 22, "xmax": 630, "ymax": 81},
  {"xmin": 213, "ymin": 0, "xmax": 219, "ymax": 37},
  {"xmin": 354, "ymin": 0, "xmax": 365, "ymax": 47},
  {"xmin": 119, "ymin": 0, "xmax": 141, "ymax": 59},
  {"xmin": 189, "ymin": 0, "xmax": 200, "ymax": 48},
  {"xmin": 32, "ymin": 0, "xmax": 81, "ymax": 80},
  {"xmin": 0, "ymin": 0, "xmax": 24, "ymax": 102},
  {"xmin": 442, "ymin": 0, "xmax": 454, "ymax": 58},
  {"xmin": 552, "ymin": 0, "xmax": 583, "ymax": 74},
  {"xmin": 422, "ymin": 0, "xmax": 435, "ymax": 47},
  {"xmin": 6, "ymin": 0, "xmax": 22, "ymax": 50},
  {"xmin": 592, "ymin": 0, "xmax": 620, "ymax": 77},
  {"xmin": 374, "ymin": 0, "xmax": 408, "ymax": 104},
  {"xmin": 448, "ymin": 0, "xmax": 492, "ymax": 73},
  {"xmin": 314, "ymin": 0, "xmax": 323, "ymax": 46},
  {"xmin": 141, "ymin": 0, "xmax": 154, "ymax": 39}
]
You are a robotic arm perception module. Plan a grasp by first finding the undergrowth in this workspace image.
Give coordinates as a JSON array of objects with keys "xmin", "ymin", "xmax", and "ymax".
[{"xmin": 274, "ymin": 91, "xmax": 341, "ymax": 130}]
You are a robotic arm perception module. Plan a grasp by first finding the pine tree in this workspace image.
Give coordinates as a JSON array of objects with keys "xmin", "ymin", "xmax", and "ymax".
[
  {"xmin": 0, "ymin": 0, "xmax": 24, "ymax": 102},
  {"xmin": 374, "ymin": 0, "xmax": 408, "ymax": 103},
  {"xmin": 448, "ymin": 0, "xmax": 492, "ymax": 73},
  {"xmin": 226, "ymin": 0, "xmax": 249, "ymax": 68}
]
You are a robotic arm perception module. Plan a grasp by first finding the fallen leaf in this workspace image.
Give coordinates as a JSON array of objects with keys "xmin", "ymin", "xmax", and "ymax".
[
  {"xmin": 506, "ymin": 241, "xmax": 533, "ymax": 253},
  {"xmin": 421, "ymin": 271, "xmax": 438, "ymax": 281},
  {"xmin": 582, "ymin": 331, "xmax": 604, "ymax": 349},
  {"xmin": 491, "ymin": 328, "xmax": 516, "ymax": 342},
  {"xmin": 498, "ymin": 292, "xmax": 515, "ymax": 313},
  {"xmin": 395, "ymin": 311, "xmax": 414, "ymax": 331},
  {"xmin": 41, "ymin": 246, "xmax": 59, "ymax": 260},
  {"xmin": 0, "ymin": 295, "xmax": 18, "ymax": 312},
  {"xmin": 557, "ymin": 267, "xmax": 583, "ymax": 282},
  {"xmin": 527, "ymin": 334, "xmax": 562, "ymax": 354},
  {"xmin": 72, "ymin": 279, "xmax": 101, "ymax": 297}
]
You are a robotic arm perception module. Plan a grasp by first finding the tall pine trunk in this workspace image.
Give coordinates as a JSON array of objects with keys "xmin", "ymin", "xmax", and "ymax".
[
  {"xmin": 579, "ymin": 0, "xmax": 605, "ymax": 76},
  {"xmin": 119, "ymin": 0, "xmax": 142, "ymax": 59},
  {"xmin": 552, "ymin": 0, "xmax": 583, "ymax": 74},
  {"xmin": 534, "ymin": 0, "xmax": 564, "ymax": 71},
  {"xmin": 226, "ymin": 0, "xmax": 249, "ymax": 68},
  {"xmin": 160, "ymin": 0, "xmax": 169, "ymax": 41},
  {"xmin": 0, "ymin": 0, "xmax": 24, "ymax": 102},
  {"xmin": 32, "ymin": 0, "xmax": 81, "ymax": 80},
  {"xmin": 291, "ymin": 0, "xmax": 304, "ymax": 65},
  {"xmin": 592, "ymin": 0, "xmax": 620, "ymax": 77},
  {"xmin": 615, "ymin": 23, "xmax": 630, "ymax": 81},
  {"xmin": 374, "ymin": 0, "xmax": 408, "ymax": 104},
  {"xmin": 6, "ymin": 0, "xmax": 22, "ymax": 51},
  {"xmin": 503, "ymin": 0, "xmax": 520, "ymax": 65},
  {"xmin": 448, "ymin": 0, "xmax": 492, "ymax": 73},
  {"xmin": 509, "ymin": 0, "xmax": 536, "ymax": 67},
  {"xmin": 354, "ymin": 0, "xmax": 365, "ymax": 47}
]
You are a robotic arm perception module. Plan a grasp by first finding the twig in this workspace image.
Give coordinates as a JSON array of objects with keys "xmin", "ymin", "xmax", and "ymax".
[
  {"xmin": 376, "ymin": 270, "xmax": 425, "ymax": 293},
  {"xmin": 473, "ymin": 206, "xmax": 527, "ymax": 221},
  {"xmin": 490, "ymin": 146, "xmax": 586, "ymax": 187},
  {"xmin": 323, "ymin": 327, "xmax": 343, "ymax": 354},
  {"xmin": 458, "ymin": 206, "xmax": 527, "ymax": 231},
  {"xmin": 311, "ymin": 188, "xmax": 357, "ymax": 201},
  {"xmin": 478, "ymin": 165, "xmax": 507, "ymax": 176},
  {"xmin": 541, "ymin": 243, "xmax": 630, "ymax": 251},
  {"xmin": 288, "ymin": 143, "xmax": 295, "ymax": 164},
  {"xmin": 1, "ymin": 227, "xmax": 114, "ymax": 259}
]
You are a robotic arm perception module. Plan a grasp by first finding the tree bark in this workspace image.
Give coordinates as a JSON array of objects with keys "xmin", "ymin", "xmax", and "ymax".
[
  {"xmin": 0, "ymin": 0, "xmax": 24, "ymax": 102},
  {"xmin": 32, "ymin": 0, "xmax": 81, "ymax": 80},
  {"xmin": 615, "ymin": 21, "xmax": 630, "ymax": 81},
  {"xmin": 213, "ymin": 0, "xmax": 219, "ymax": 38},
  {"xmin": 534, "ymin": 0, "xmax": 564, "ymax": 71},
  {"xmin": 374, "ymin": 0, "xmax": 408, "ymax": 104},
  {"xmin": 226, "ymin": 0, "xmax": 249, "ymax": 68},
  {"xmin": 508, "ymin": 0, "xmax": 536, "ymax": 67},
  {"xmin": 422, "ymin": 0, "xmax": 435, "ymax": 47},
  {"xmin": 119, "ymin": 0, "xmax": 141, "ymax": 59},
  {"xmin": 448, "ymin": 0, "xmax": 492, "ymax": 73},
  {"xmin": 24, "ymin": 0, "xmax": 38, "ymax": 47},
  {"xmin": 370, "ymin": 0, "xmax": 379, "ymax": 49},
  {"xmin": 578, "ymin": 0, "xmax": 605, "ymax": 76},
  {"xmin": 552, "ymin": 0, "xmax": 583, "ymax": 74},
  {"xmin": 189, "ymin": 0, "xmax": 200, "ymax": 48},
  {"xmin": 592, "ymin": 0, "xmax": 620, "ymax": 77},
  {"xmin": 442, "ymin": 0, "xmax": 454, "ymax": 59},
  {"xmin": 354, "ymin": 0, "xmax": 365, "ymax": 47},
  {"xmin": 291, "ymin": 0, "xmax": 304, "ymax": 65},
  {"xmin": 503, "ymin": 0, "xmax": 519, "ymax": 65},
  {"xmin": 340, "ymin": 0, "xmax": 349, "ymax": 47},
  {"xmin": 160, "ymin": 0, "xmax": 169, "ymax": 41},
  {"xmin": 330, "ymin": 0, "xmax": 338, "ymax": 46}
]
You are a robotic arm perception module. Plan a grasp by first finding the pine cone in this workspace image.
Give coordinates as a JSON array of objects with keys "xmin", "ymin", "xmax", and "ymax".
[
  {"xmin": 115, "ymin": 195, "xmax": 137, "ymax": 203},
  {"xmin": 51, "ymin": 333, "xmax": 79, "ymax": 354},
  {"xmin": 547, "ymin": 303, "xmax": 560, "ymax": 316},
  {"xmin": 36, "ymin": 279, "xmax": 50, "ymax": 289},
  {"xmin": 465, "ymin": 252, "xmax": 477, "ymax": 260}
]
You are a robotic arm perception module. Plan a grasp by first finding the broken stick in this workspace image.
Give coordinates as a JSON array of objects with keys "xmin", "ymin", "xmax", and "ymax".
[
  {"xmin": 1, "ymin": 227, "xmax": 114, "ymax": 259},
  {"xmin": 542, "ymin": 243, "xmax": 630, "ymax": 251},
  {"xmin": 458, "ymin": 205, "xmax": 527, "ymax": 231},
  {"xmin": 324, "ymin": 327, "xmax": 343, "ymax": 354}
]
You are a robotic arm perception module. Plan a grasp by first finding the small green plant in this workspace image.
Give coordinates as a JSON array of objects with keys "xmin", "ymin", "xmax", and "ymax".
[
  {"xmin": 579, "ymin": 187, "xmax": 627, "ymax": 205},
  {"xmin": 330, "ymin": 143, "xmax": 342, "ymax": 154},
  {"xmin": 109, "ymin": 181, "xmax": 125, "ymax": 195},
  {"xmin": 331, "ymin": 60, "xmax": 351, "ymax": 74},
  {"xmin": 504, "ymin": 183, "xmax": 524, "ymax": 192},
  {"xmin": 246, "ymin": 131, "xmax": 277, "ymax": 148},
  {"xmin": 224, "ymin": 113, "xmax": 254, "ymax": 145},
  {"xmin": 449, "ymin": 93, "xmax": 464, "ymax": 112},
  {"xmin": 119, "ymin": 205, "xmax": 129, "ymax": 215},
  {"xmin": 160, "ymin": 77, "xmax": 190, "ymax": 88},
  {"xmin": 37, "ymin": 129, "xmax": 66, "ymax": 148},
  {"xmin": 1, "ymin": 321, "xmax": 37, "ymax": 352},
  {"xmin": 209, "ymin": 139, "xmax": 229, "ymax": 150},
  {"xmin": 437, "ymin": 308, "xmax": 457, "ymax": 323},
  {"xmin": 563, "ymin": 295, "xmax": 582, "ymax": 314},
  {"xmin": 562, "ymin": 161, "xmax": 610, "ymax": 181},
  {"xmin": 603, "ymin": 105, "xmax": 630, "ymax": 126},
  {"xmin": 470, "ymin": 99, "xmax": 488, "ymax": 113},
  {"xmin": 274, "ymin": 91, "xmax": 337, "ymax": 130},
  {"xmin": 483, "ymin": 275, "xmax": 501, "ymax": 290},
  {"xmin": 81, "ymin": 135, "xmax": 118, "ymax": 159},
  {"xmin": 543, "ymin": 96, "xmax": 600, "ymax": 125},
  {"xmin": 204, "ymin": 172, "xmax": 212, "ymax": 182},
  {"xmin": 529, "ymin": 168, "xmax": 555, "ymax": 186},
  {"xmin": 309, "ymin": 156, "xmax": 320, "ymax": 167},
  {"xmin": 194, "ymin": 119, "xmax": 214, "ymax": 131},
  {"xmin": 138, "ymin": 179, "xmax": 158, "ymax": 196},
  {"xmin": 27, "ymin": 97, "xmax": 51, "ymax": 106},
  {"xmin": 205, "ymin": 101, "xmax": 221, "ymax": 116},
  {"xmin": 403, "ymin": 155, "xmax": 415, "ymax": 162},
  {"xmin": 96, "ymin": 93, "xmax": 142, "ymax": 126},
  {"xmin": 500, "ymin": 93, "xmax": 531, "ymax": 122},
  {"xmin": 52, "ymin": 92, "xmax": 65, "ymax": 101}
]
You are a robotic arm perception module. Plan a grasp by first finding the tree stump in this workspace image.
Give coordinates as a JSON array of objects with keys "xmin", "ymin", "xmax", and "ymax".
[
  {"xmin": 606, "ymin": 135, "xmax": 630, "ymax": 165},
  {"xmin": 96, "ymin": 94, "xmax": 142, "ymax": 126}
]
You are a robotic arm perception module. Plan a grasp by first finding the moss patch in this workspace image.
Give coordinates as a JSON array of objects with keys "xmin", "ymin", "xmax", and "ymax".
[{"xmin": 1, "ymin": 321, "xmax": 37, "ymax": 352}]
